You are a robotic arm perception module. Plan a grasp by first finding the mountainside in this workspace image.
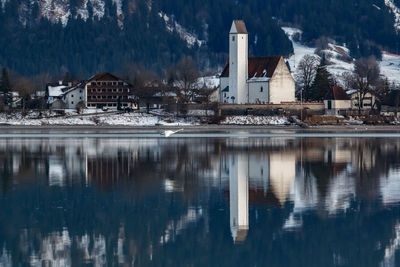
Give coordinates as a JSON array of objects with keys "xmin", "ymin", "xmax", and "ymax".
[{"xmin": 1, "ymin": 0, "xmax": 400, "ymax": 77}]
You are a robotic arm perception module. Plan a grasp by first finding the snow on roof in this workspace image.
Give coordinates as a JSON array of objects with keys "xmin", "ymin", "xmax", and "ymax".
[
  {"xmin": 248, "ymin": 77, "xmax": 270, "ymax": 82},
  {"xmin": 346, "ymin": 89, "xmax": 357, "ymax": 95},
  {"xmin": 48, "ymin": 85, "xmax": 68, "ymax": 97}
]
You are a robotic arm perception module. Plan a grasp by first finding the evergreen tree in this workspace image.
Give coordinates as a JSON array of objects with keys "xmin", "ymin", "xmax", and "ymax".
[
  {"xmin": 309, "ymin": 61, "xmax": 334, "ymax": 101},
  {"xmin": 0, "ymin": 68, "xmax": 12, "ymax": 106}
]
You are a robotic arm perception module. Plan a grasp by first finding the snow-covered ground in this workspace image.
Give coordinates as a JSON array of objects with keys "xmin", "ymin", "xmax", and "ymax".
[
  {"xmin": 0, "ymin": 111, "xmax": 199, "ymax": 126},
  {"xmin": 221, "ymin": 116, "xmax": 289, "ymax": 125},
  {"xmin": 282, "ymin": 27, "xmax": 400, "ymax": 85}
]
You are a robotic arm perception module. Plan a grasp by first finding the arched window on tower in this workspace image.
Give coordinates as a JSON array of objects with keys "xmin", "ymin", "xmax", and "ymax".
[
  {"xmin": 260, "ymin": 86, "xmax": 263, "ymax": 92},
  {"xmin": 232, "ymin": 36, "xmax": 235, "ymax": 41}
]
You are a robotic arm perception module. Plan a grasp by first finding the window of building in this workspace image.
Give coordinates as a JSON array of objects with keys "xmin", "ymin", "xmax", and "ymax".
[
  {"xmin": 71, "ymin": 94, "xmax": 74, "ymax": 98},
  {"xmin": 80, "ymin": 97, "xmax": 82, "ymax": 100},
  {"xmin": 71, "ymin": 101, "xmax": 74, "ymax": 105},
  {"xmin": 232, "ymin": 36, "xmax": 235, "ymax": 41},
  {"xmin": 260, "ymin": 86, "xmax": 263, "ymax": 92}
]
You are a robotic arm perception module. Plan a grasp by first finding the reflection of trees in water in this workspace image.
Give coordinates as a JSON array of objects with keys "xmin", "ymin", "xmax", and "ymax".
[{"xmin": 1, "ymin": 138, "xmax": 400, "ymax": 265}]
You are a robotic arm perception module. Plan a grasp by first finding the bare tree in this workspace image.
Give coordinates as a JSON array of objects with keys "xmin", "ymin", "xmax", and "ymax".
[
  {"xmin": 13, "ymin": 77, "xmax": 34, "ymax": 115},
  {"xmin": 131, "ymin": 67, "xmax": 162, "ymax": 113},
  {"xmin": 296, "ymin": 55, "xmax": 319, "ymax": 101},
  {"xmin": 371, "ymin": 77, "xmax": 391, "ymax": 111},
  {"xmin": 343, "ymin": 56, "xmax": 381, "ymax": 113},
  {"xmin": 175, "ymin": 56, "xmax": 199, "ymax": 103}
]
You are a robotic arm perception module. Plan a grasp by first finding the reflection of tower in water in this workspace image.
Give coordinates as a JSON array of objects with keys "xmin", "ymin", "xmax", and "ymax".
[
  {"xmin": 227, "ymin": 151, "xmax": 296, "ymax": 243},
  {"xmin": 229, "ymin": 154, "xmax": 249, "ymax": 243}
]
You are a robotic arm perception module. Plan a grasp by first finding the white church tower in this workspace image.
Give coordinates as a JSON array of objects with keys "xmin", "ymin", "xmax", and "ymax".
[{"xmin": 229, "ymin": 20, "xmax": 248, "ymax": 104}]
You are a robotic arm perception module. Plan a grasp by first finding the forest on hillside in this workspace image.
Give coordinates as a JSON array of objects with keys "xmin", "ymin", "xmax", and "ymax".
[{"xmin": 0, "ymin": 0, "xmax": 399, "ymax": 76}]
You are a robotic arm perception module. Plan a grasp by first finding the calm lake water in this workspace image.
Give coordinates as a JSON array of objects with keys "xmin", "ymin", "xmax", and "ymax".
[{"xmin": 1, "ymin": 136, "xmax": 400, "ymax": 266}]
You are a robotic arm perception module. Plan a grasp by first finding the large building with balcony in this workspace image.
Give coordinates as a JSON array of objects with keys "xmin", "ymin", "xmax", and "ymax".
[{"xmin": 85, "ymin": 72, "xmax": 135, "ymax": 109}]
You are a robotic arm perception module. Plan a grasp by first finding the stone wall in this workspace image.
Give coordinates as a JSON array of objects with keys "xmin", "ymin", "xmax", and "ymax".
[{"xmin": 218, "ymin": 102, "xmax": 325, "ymax": 116}]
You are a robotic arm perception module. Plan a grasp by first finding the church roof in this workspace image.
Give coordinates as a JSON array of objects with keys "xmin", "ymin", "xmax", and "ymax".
[
  {"xmin": 220, "ymin": 56, "xmax": 282, "ymax": 79},
  {"xmin": 230, "ymin": 20, "xmax": 248, "ymax": 34}
]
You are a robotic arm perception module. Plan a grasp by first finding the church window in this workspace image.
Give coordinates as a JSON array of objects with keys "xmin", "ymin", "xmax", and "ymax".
[
  {"xmin": 260, "ymin": 86, "xmax": 263, "ymax": 92},
  {"xmin": 232, "ymin": 36, "xmax": 235, "ymax": 42}
]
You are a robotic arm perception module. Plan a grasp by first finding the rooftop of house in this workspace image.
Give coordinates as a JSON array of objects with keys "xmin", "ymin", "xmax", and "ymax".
[
  {"xmin": 87, "ymin": 72, "xmax": 124, "ymax": 82},
  {"xmin": 220, "ymin": 56, "xmax": 282, "ymax": 79},
  {"xmin": 327, "ymin": 86, "xmax": 350, "ymax": 101}
]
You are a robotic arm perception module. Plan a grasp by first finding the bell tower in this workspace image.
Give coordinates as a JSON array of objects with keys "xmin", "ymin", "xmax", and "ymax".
[{"xmin": 229, "ymin": 20, "xmax": 248, "ymax": 104}]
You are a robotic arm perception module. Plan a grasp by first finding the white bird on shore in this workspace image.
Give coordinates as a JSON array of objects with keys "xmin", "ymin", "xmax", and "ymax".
[{"xmin": 161, "ymin": 128, "xmax": 184, "ymax": 137}]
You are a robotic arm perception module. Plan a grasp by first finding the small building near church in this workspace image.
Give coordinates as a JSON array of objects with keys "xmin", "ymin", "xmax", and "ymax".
[
  {"xmin": 219, "ymin": 20, "xmax": 295, "ymax": 104},
  {"xmin": 324, "ymin": 86, "xmax": 351, "ymax": 115}
]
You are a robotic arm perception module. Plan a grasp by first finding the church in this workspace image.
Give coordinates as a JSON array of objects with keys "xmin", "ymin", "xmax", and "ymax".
[{"xmin": 220, "ymin": 20, "xmax": 295, "ymax": 104}]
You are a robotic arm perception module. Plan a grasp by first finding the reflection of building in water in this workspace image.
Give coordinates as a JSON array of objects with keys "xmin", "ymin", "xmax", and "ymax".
[
  {"xmin": 23, "ymin": 228, "xmax": 107, "ymax": 266},
  {"xmin": 269, "ymin": 153, "xmax": 296, "ymax": 205},
  {"xmin": 30, "ymin": 229, "xmax": 72, "ymax": 267},
  {"xmin": 229, "ymin": 154, "xmax": 249, "ymax": 243},
  {"xmin": 225, "ymin": 151, "xmax": 296, "ymax": 242},
  {"xmin": 160, "ymin": 207, "xmax": 204, "ymax": 244},
  {"xmin": 86, "ymin": 153, "xmax": 135, "ymax": 189},
  {"xmin": 0, "ymin": 247, "xmax": 12, "ymax": 267}
]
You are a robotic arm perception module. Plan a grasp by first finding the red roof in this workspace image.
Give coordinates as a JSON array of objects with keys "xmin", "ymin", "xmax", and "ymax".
[
  {"xmin": 220, "ymin": 56, "xmax": 282, "ymax": 78},
  {"xmin": 232, "ymin": 20, "xmax": 248, "ymax": 34},
  {"xmin": 328, "ymin": 86, "xmax": 349, "ymax": 100},
  {"xmin": 88, "ymin": 72, "xmax": 123, "ymax": 82}
]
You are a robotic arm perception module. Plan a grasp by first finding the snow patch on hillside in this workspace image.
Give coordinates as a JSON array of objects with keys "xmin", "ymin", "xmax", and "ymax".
[
  {"xmin": 90, "ymin": 0, "xmax": 105, "ymax": 20},
  {"xmin": 76, "ymin": 0, "xmax": 89, "ymax": 21},
  {"xmin": 38, "ymin": 0, "xmax": 71, "ymax": 26},
  {"xmin": 159, "ymin": 12, "xmax": 204, "ymax": 48},
  {"xmin": 385, "ymin": 0, "xmax": 400, "ymax": 32},
  {"xmin": 282, "ymin": 26, "xmax": 400, "ymax": 84},
  {"xmin": 282, "ymin": 27, "xmax": 353, "ymax": 80},
  {"xmin": 112, "ymin": 0, "xmax": 123, "ymax": 27},
  {"xmin": 1, "ymin": 0, "xmax": 8, "ymax": 10}
]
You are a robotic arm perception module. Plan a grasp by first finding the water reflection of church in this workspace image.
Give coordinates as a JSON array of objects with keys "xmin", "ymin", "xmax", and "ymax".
[{"xmin": 223, "ymin": 151, "xmax": 296, "ymax": 243}]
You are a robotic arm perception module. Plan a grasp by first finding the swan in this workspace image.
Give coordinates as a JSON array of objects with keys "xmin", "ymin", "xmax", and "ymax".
[{"xmin": 161, "ymin": 128, "xmax": 184, "ymax": 137}]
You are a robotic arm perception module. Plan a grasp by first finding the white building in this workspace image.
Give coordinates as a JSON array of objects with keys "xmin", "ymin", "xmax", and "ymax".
[
  {"xmin": 220, "ymin": 20, "xmax": 295, "ymax": 104},
  {"xmin": 62, "ymin": 84, "xmax": 85, "ymax": 109}
]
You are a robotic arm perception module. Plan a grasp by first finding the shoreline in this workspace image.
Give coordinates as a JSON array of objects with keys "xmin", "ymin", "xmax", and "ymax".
[{"xmin": 1, "ymin": 124, "xmax": 400, "ymax": 133}]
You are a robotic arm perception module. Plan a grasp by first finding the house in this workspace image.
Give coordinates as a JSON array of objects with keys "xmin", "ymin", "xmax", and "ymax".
[
  {"xmin": 219, "ymin": 20, "xmax": 295, "ymax": 104},
  {"xmin": 348, "ymin": 90, "xmax": 375, "ymax": 110},
  {"xmin": 85, "ymin": 72, "xmax": 136, "ymax": 109},
  {"xmin": 325, "ymin": 87, "xmax": 376, "ymax": 115},
  {"xmin": 46, "ymin": 81, "xmax": 71, "ymax": 109},
  {"xmin": 62, "ymin": 83, "xmax": 85, "ymax": 109},
  {"xmin": 324, "ymin": 86, "xmax": 351, "ymax": 115},
  {"xmin": 46, "ymin": 81, "xmax": 84, "ymax": 109}
]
